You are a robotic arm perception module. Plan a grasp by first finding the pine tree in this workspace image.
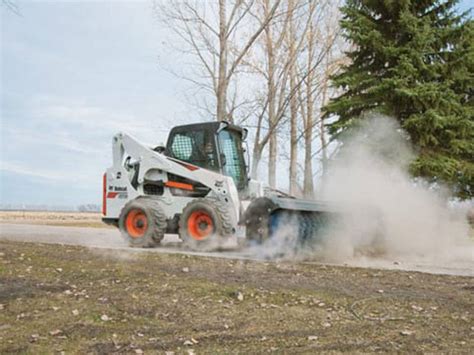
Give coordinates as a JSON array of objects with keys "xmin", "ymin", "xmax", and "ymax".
[{"xmin": 324, "ymin": 0, "xmax": 473, "ymax": 199}]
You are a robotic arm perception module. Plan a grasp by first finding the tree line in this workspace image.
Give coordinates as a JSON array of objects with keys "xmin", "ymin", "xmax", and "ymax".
[{"xmin": 156, "ymin": 0, "xmax": 473, "ymax": 199}]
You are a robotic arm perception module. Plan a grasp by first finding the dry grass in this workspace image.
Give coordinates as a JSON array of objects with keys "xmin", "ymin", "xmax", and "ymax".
[
  {"xmin": 1, "ymin": 240, "xmax": 473, "ymax": 353},
  {"xmin": 0, "ymin": 211, "xmax": 108, "ymax": 228}
]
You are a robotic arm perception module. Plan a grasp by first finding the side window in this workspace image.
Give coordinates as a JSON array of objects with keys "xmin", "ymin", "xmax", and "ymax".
[
  {"xmin": 169, "ymin": 130, "xmax": 218, "ymax": 170},
  {"xmin": 171, "ymin": 134, "xmax": 193, "ymax": 161}
]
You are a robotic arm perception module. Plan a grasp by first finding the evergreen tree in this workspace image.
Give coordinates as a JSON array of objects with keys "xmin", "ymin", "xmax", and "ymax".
[{"xmin": 324, "ymin": 0, "xmax": 473, "ymax": 199}]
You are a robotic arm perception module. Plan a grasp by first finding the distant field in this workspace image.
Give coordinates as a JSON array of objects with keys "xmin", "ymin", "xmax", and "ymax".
[{"xmin": 0, "ymin": 211, "xmax": 108, "ymax": 228}]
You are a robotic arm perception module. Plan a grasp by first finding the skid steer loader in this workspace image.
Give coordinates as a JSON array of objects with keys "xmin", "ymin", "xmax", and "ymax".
[{"xmin": 102, "ymin": 121, "xmax": 335, "ymax": 249}]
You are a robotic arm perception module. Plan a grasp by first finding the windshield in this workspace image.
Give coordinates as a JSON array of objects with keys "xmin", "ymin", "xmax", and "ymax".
[{"xmin": 218, "ymin": 129, "xmax": 247, "ymax": 190}]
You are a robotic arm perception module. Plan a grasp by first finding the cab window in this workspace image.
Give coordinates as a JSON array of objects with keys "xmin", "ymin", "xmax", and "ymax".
[
  {"xmin": 218, "ymin": 129, "xmax": 246, "ymax": 190},
  {"xmin": 169, "ymin": 130, "xmax": 217, "ymax": 170}
]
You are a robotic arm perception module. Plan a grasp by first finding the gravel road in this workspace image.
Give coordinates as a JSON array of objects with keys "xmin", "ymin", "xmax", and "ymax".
[
  {"xmin": 0, "ymin": 223, "xmax": 251, "ymax": 259},
  {"xmin": 1, "ymin": 223, "xmax": 473, "ymax": 276}
]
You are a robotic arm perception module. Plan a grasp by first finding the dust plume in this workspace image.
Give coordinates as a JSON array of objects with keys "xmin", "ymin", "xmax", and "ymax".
[
  {"xmin": 317, "ymin": 115, "xmax": 473, "ymax": 269},
  {"xmin": 246, "ymin": 222, "xmax": 303, "ymax": 260},
  {"xmin": 247, "ymin": 115, "xmax": 473, "ymax": 274}
]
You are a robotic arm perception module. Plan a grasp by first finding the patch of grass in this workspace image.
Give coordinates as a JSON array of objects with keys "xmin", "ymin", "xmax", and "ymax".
[{"xmin": 0, "ymin": 241, "xmax": 473, "ymax": 353}]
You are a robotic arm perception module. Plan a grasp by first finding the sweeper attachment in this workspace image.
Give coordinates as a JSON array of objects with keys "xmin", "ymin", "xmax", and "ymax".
[{"xmin": 102, "ymin": 121, "xmax": 336, "ymax": 250}]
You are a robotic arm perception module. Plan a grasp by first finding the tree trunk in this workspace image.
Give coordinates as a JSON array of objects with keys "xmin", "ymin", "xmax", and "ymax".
[
  {"xmin": 251, "ymin": 144, "xmax": 263, "ymax": 180},
  {"xmin": 319, "ymin": 70, "xmax": 329, "ymax": 185},
  {"xmin": 304, "ymin": 125, "xmax": 314, "ymax": 198},
  {"xmin": 268, "ymin": 131, "xmax": 277, "ymax": 188},
  {"xmin": 288, "ymin": 0, "xmax": 298, "ymax": 196},
  {"xmin": 216, "ymin": 0, "xmax": 228, "ymax": 121},
  {"xmin": 289, "ymin": 76, "xmax": 298, "ymax": 195},
  {"xmin": 264, "ymin": 0, "xmax": 277, "ymax": 188},
  {"xmin": 303, "ymin": 22, "xmax": 314, "ymax": 198}
]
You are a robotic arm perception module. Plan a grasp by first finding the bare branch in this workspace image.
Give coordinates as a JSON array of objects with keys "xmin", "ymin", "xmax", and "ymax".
[
  {"xmin": 226, "ymin": 0, "xmax": 282, "ymax": 82},
  {"xmin": 2, "ymin": 0, "xmax": 21, "ymax": 16}
]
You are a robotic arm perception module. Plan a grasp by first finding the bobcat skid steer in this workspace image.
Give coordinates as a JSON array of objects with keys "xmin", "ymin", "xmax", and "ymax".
[{"xmin": 102, "ymin": 121, "xmax": 335, "ymax": 250}]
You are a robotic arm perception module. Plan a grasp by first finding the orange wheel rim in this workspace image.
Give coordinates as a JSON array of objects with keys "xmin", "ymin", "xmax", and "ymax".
[
  {"xmin": 187, "ymin": 211, "xmax": 214, "ymax": 240},
  {"xmin": 125, "ymin": 209, "xmax": 148, "ymax": 238}
]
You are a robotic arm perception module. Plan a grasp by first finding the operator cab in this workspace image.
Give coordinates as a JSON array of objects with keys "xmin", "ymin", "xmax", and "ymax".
[{"xmin": 166, "ymin": 121, "xmax": 248, "ymax": 191}]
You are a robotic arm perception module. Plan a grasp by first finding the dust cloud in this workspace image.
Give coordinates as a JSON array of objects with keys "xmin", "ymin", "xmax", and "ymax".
[
  {"xmin": 250, "ymin": 116, "xmax": 473, "ymax": 273},
  {"xmin": 318, "ymin": 115, "xmax": 473, "ymax": 269}
]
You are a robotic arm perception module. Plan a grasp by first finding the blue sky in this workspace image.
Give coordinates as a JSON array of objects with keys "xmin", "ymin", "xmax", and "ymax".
[
  {"xmin": 1, "ymin": 0, "xmax": 193, "ymax": 207},
  {"xmin": 1, "ymin": 0, "xmax": 472, "ymax": 208}
]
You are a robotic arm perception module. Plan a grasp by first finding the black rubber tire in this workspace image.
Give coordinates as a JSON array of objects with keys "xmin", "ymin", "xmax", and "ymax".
[
  {"xmin": 119, "ymin": 198, "xmax": 167, "ymax": 248},
  {"xmin": 178, "ymin": 197, "xmax": 233, "ymax": 251}
]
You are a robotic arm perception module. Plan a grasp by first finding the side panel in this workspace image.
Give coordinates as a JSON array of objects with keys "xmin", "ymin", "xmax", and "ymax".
[{"xmin": 103, "ymin": 167, "xmax": 140, "ymax": 220}]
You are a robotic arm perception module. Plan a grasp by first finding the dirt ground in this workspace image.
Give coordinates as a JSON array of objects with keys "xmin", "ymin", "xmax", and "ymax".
[
  {"xmin": 0, "ymin": 211, "xmax": 107, "ymax": 228},
  {"xmin": 1, "ymin": 240, "xmax": 473, "ymax": 354}
]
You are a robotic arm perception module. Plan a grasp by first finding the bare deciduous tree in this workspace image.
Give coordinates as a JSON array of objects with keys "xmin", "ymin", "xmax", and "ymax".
[
  {"xmin": 156, "ymin": 0, "xmax": 281, "ymax": 122},
  {"xmin": 157, "ymin": 0, "xmax": 345, "ymax": 195},
  {"xmin": 248, "ymin": 0, "xmax": 315, "ymax": 185},
  {"xmin": 295, "ymin": 0, "xmax": 343, "ymax": 197}
]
